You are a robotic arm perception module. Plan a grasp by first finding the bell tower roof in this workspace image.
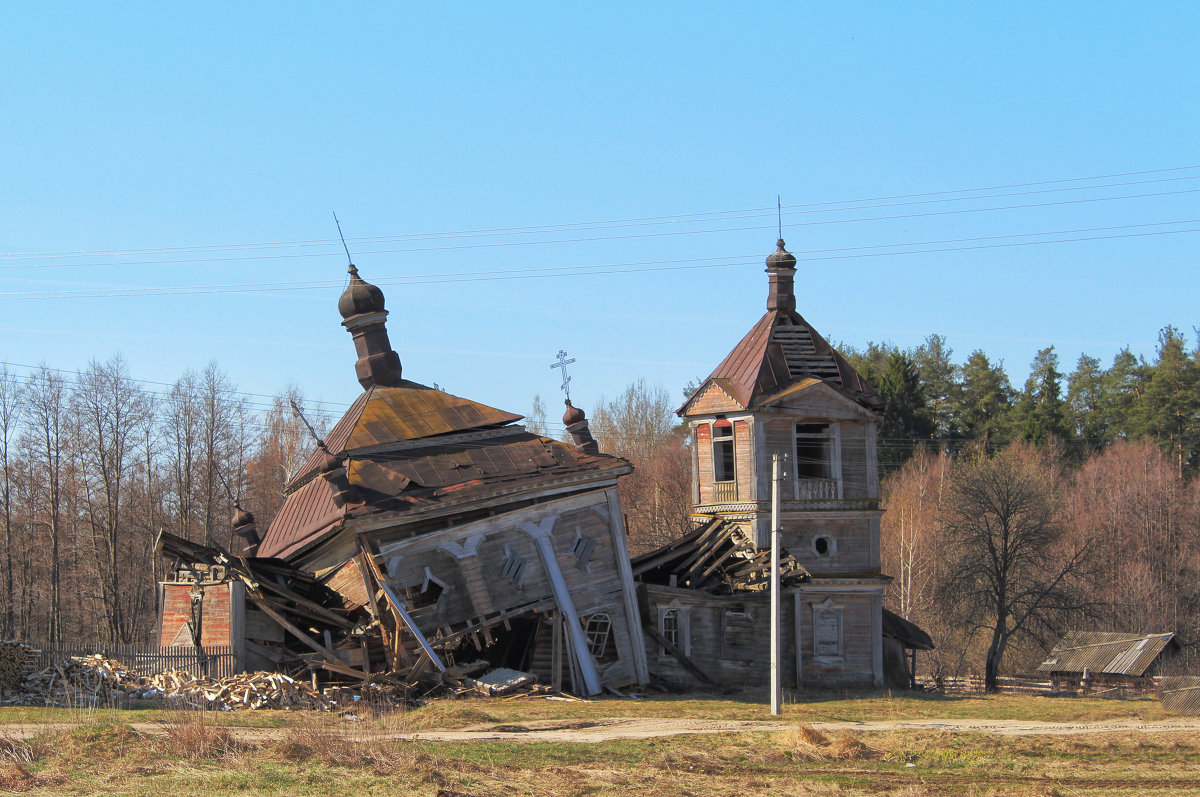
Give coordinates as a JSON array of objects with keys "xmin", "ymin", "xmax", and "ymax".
[{"xmin": 679, "ymin": 239, "xmax": 881, "ymax": 416}]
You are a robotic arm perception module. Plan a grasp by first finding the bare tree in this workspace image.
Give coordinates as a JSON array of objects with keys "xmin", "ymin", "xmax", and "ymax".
[
  {"xmin": 939, "ymin": 444, "xmax": 1093, "ymax": 692},
  {"xmin": 72, "ymin": 356, "xmax": 154, "ymax": 643},
  {"xmin": 163, "ymin": 369, "xmax": 202, "ymax": 542},
  {"xmin": 527, "ymin": 394, "xmax": 548, "ymax": 437},
  {"xmin": 21, "ymin": 366, "xmax": 68, "ymax": 643},
  {"xmin": 0, "ymin": 365, "xmax": 24, "ymax": 637},
  {"xmin": 245, "ymin": 386, "xmax": 327, "ymax": 530},
  {"xmin": 588, "ymin": 380, "xmax": 690, "ymax": 551}
]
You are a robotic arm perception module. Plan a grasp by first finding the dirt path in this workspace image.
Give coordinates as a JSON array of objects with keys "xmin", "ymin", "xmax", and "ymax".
[
  {"xmin": 6, "ymin": 716, "xmax": 1200, "ymax": 743},
  {"xmin": 398, "ymin": 716, "xmax": 1200, "ymax": 742}
]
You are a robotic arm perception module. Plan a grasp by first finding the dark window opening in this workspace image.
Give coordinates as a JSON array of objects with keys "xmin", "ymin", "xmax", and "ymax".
[
  {"xmin": 795, "ymin": 423, "xmax": 832, "ymax": 479},
  {"xmin": 814, "ymin": 536, "xmax": 831, "ymax": 556},
  {"xmin": 662, "ymin": 608, "xmax": 680, "ymax": 648},
  {"xmin": 713, "ymin": 423, "xmax": 735, "ymax": 482}
]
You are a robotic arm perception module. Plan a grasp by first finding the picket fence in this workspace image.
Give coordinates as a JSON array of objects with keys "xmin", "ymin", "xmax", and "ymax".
[{"xmin": 24, "ymin": 641, "xmax": 239, "ymax": 679}]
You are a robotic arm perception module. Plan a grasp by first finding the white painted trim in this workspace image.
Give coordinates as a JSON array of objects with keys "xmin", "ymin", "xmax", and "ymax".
[
  {"xmin": 369, "ymin": 491, "xmax": 610, "ymax": 549},
  {"xmin": 515, "ymin": 517, "xmax": 602, "ymax": 696},
  {"xmin": 606, "ymin": 487, "xmax": 650, "ymax": 685}
]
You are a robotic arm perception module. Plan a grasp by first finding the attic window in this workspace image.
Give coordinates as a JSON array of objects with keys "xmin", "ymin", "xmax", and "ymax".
[
  {"xmin": 500, "ymin": 546, "xmax": 528, "ymax": 589},
  {"xmin": 713, "ymin": 421, "xmax": 735, "ymax": 482}
]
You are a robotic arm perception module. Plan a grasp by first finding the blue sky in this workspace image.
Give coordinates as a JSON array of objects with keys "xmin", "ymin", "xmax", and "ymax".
[{"xmin": 1, "ymin": 3, "xmax": 1197, "ymax": 429}]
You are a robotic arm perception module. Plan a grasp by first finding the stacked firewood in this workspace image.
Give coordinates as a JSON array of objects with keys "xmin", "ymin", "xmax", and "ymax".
[{"xmin": 0, "ymin": 641, "xmax": 39, "ymax": 691}]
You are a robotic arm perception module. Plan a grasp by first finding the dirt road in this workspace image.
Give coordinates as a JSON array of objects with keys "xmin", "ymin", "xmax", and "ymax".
[
  {"xmin": 398, "ymin": 716, "xmax": 1200, "ymax": 742},
  {"xmin": 6, "ymin": 716, "xmax": 1200, "ymax": 743}
]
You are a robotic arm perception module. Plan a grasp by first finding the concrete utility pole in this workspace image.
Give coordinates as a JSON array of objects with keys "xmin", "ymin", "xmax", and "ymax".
[{"xmin": 770, "ymin": 453, "xmax": 783, "ymax": 715}]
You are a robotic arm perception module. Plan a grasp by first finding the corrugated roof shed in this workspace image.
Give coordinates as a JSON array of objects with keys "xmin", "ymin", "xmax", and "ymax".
[{"xmin": 1037, "ymin": 631, "xmax": 1178, "ymax": 677}]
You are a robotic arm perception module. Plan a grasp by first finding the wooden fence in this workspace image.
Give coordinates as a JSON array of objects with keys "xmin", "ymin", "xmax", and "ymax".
[
  {"xmin": 916, "ymin": 674, "xmax": 1053, "ymax": 694},
  {"xmin": 24, "ymin": 641, "xmax": 239, "ymax": 679}
]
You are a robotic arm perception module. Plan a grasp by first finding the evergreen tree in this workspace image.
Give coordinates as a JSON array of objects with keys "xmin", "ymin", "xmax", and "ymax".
[
  {"xmin": 958, "ymin": 351, "xmax": 1013, "ymax": 448},
  {"xmin": 1131, "ymin": 327, "xmax": 1200, "ymax": 476},
  {"xmin": 872, "ymin": 351, "xmax": 935, "ymax": 467},
  {"xmin": 913, "ymin": 333, "xmax": 961, "ymax": 441},
  {"xmin": 1067, "ymin": 354, "xmax": 1110, "ymax": 449},
  {"xmin": 1102, "ymin": 347, "xmax": 1145, "ymax": 440},
  {"xmin": 1014, "ymin": 347, "xmax": 1070, "ymax": 445}
]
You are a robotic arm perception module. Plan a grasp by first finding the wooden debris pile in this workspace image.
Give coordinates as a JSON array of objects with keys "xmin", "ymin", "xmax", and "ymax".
[
  {"xmin": 631, "ymin": 517, "xmax": 808, "ymax": 593},
  {"xmin": 0, "ymin": 641, "xmax": 41, "ymax": 694},
  {"xmin": 5, "ymin": 653, "xmax": 411, "ymax": 711}
]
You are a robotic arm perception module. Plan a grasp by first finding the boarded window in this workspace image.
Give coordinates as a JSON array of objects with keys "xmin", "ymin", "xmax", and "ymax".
[
  {"xmin": 721, "ymin": 609, "xmax": 755, "ymax": 661},
  {"xmin": 500, "ymin": 547, "xmax": 528, "ymax": 589},
  {"xmin": 570, "ymin": 535, "xmax": 596, "ymax": 570},
  {"xmin": 813, "ymin": 601, "xmax": 844, "ymax": 660}
]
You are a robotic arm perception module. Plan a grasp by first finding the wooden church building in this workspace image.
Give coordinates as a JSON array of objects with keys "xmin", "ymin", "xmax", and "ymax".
[
  {"xmin": 634, "ymin": 239, "xmax": 898, "ymax": 688},
  {"xmin": 159, "ymin": 264, "xmax": 649, "ymax": 695}
]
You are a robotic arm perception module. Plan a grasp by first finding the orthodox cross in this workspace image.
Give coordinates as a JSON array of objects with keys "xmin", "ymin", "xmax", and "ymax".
[{"xmin": 551, "ymin": 349, "xmax": 575, "ymax": 403}]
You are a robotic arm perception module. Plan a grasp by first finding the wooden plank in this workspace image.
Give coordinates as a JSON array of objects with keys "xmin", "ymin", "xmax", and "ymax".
[{"xmin": 642, "ymin": 622, "xmax": 717, "ymax": 686}]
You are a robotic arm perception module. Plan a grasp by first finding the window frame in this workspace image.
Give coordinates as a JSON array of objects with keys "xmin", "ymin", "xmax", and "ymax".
[
  {"xmin": 792, "ymin": 421, "xmax": 843, "ymax": 498},
  {"xmin": 712, "ymin": 420, "xmax": 736, "ymax": 483}
]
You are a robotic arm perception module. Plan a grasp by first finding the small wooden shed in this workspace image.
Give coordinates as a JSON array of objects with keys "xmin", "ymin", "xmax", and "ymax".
[{"xmin": 1038, "ymin": 631, "xmax": 1179, "ymax": 694}]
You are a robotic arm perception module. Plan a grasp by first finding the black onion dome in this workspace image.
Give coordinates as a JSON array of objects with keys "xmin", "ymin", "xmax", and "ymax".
[
  {"xmin": 765, "ymin": 239, "xmax": 797, "ymax": 270},
  {"xmin": 338, "ymin": 264, "xmax": 386, "ymax": 319},
  {"xmin": 562, "ymin": 399, "xmax": 586, "ymax": 426}
]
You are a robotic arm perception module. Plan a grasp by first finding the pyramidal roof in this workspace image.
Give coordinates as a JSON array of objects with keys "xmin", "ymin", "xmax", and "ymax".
[
  {"xmin": 287, "ymin": 382, "xmax": 524, "ymax": 493},
  {"xmin": 680, "ymin": 240, "xmax": 881, "ymax": 415}
]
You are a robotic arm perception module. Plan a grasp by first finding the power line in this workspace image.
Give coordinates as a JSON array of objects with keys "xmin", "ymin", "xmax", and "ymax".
[
  {"xmin": 2, "ymin": 168, "xmax": 1197, "ymax": 268},
  {"xmin": 3, "ymin": 220, "xmax": 1198, "ymax": 301}
]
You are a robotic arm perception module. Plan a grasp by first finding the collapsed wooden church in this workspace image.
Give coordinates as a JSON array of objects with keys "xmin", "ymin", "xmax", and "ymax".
[
  {"xmin": 157, "ymin": 239, "xmax": 930, "ymax": 695},
  {"xmin": 159, "ymin": 263, "xmax": 648, "ymax": 695}
]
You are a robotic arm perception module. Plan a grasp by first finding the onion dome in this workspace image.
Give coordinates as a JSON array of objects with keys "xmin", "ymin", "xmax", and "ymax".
[
  {"xmin": 338, "ymin": 264, "xmax": 386, "ymax": 320},
  {"xmin": 232, "ymin": 506, "xmax": 255, "ymax": 530},
  {"xmin": 765, "ymin": 239, "xmax": 796, "ymax": 270},
  {"xmin": 562, "ymin": 399, "xmax": 586, "ymax": 426}
]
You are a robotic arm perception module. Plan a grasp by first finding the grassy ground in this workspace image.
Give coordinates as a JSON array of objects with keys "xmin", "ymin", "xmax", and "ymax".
[{"xmin": 0, "ymin": 691, "xmax": 1192, "ymax": 795}]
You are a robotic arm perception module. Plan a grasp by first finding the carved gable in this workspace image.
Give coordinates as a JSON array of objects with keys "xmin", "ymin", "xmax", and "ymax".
[{"xmin": 684, "ymin": 380, "xmax": 744, "ymax": 416}]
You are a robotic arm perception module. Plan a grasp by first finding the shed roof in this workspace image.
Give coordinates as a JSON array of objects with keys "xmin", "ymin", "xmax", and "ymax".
[{"xmin": 1037, "ymin": 631, "xmax": 1178, "ymax": 676}]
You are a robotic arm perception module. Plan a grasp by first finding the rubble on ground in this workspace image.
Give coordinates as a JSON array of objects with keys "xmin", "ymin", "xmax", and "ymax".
[{"xmin": 1, "ymin": 644, "xmax": 586, "ymax": 710}]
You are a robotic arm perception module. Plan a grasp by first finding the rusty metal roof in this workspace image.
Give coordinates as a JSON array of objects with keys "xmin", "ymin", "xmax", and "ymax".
[
  {"xmin": 288, "ymin": 384, "xmax": 523, "ymax": 492},
  {"xmin": 259, "ymin": 474, "xmax": 347, "ymax": 559},
  {"xmin": 1037, "ymin": 632, "xmax": 1178, "ymax": 676},
  {"xmin": 679, "ymin": 309, "xmax": 880, "ymax": 416},
  {"xmin": 259, "ymin": 430, "xmax": 629, "ymax": 561}
]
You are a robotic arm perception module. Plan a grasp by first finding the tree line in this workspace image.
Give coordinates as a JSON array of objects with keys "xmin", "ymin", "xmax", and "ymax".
[
  {"xmin": 0, "ymin": 358, "xmax": 321, "ymax": 645},
  {"xmin": 574, "ymin": 327, "xmax": 1199, "ymax": 688},
  {"xmin": 839, "ymin": 327, "xmax": 1200, "ymax": 477}
]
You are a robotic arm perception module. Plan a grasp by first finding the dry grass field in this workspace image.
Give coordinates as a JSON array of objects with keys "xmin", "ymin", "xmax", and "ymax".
[{"xmin": 1, "ymin": 691, "xmax": 1197, "ymax": 795}]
